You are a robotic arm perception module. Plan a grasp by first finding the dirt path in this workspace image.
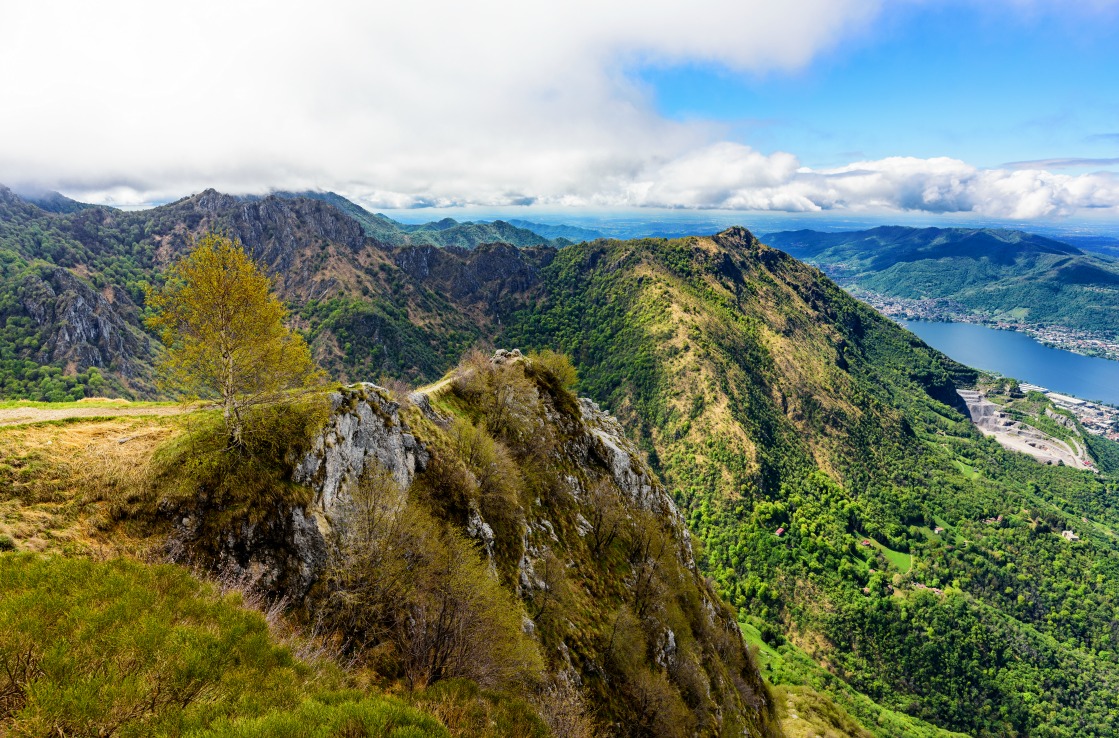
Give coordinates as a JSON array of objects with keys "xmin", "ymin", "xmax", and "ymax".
[{"xmin": 0, "ymin": 404, "xmax": 188, "ymax": 428}]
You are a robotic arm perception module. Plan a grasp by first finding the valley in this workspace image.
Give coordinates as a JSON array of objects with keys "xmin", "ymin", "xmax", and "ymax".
[{"xmin": 858, "ymin": 289, "xmax": 1119, "ymax": 361}]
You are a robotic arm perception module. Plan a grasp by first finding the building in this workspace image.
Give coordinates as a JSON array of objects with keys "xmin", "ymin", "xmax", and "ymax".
[{"xmin": 1061, "ymin": 530, "xmax": 1080, "ymax": 542}]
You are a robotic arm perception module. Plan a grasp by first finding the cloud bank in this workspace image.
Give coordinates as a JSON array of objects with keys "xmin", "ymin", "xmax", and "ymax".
[
  {"xmin": 1, "ymin": 0, "xmax": 1117, "ymax": 218},
  {"xmin": 624, "ymin": 146, "xmax": 1119, "ymax": 219}
]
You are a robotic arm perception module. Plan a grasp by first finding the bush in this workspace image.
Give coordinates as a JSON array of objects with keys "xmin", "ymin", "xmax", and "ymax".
[
  {"xmin": 322, "ymin": 473, "xmax": 543, "ymax": 691},
  {"xmin": 146, "ymin": 394, "xmax": 330, "ymax": 551}
]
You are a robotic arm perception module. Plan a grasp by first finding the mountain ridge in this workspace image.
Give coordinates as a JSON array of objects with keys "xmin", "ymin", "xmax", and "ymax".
[{"xmin": 763, "ymin": 225, "xmax": 1119, "ymax": 338}]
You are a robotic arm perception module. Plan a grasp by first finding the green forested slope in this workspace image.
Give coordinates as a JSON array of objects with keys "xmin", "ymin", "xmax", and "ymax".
[
  {"xmin": 504, "ymin": 228, "xmax": 1119, "ymax": 737},
  {"xmin": 764, "ymin": 226, "xmax": 1119, "ymax": 336}
]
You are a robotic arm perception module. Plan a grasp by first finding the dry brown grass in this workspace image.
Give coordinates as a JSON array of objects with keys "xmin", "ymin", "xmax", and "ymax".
[{"xmin": 0, "ymin": 417, "xmax": 180, "ymax": 556}]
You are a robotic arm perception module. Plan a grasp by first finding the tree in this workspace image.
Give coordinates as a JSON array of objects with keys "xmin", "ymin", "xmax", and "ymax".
[{"xmin": 146, "ymin": 232, "xmax": 321, "ymax": 444}]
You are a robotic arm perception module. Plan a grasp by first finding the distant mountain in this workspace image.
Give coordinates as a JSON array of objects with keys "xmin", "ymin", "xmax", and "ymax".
[
  {"xmin": 1058, "ymin": 234, "xmax": 1119, "ymax": 259},
  {"xmin": 270, "ymin": 191, "xmax": 560, "ymax": 248},
  {"xmin": 12, "ymin": 187, "xmax": 96, "ymax": 214},
  {"xmin": 763, "ymin": 226, "xmax": 1119, "ymax": 336},
  {"xmin": 506, "ymin": 218, "xmax": 606, "ymax": 242}
]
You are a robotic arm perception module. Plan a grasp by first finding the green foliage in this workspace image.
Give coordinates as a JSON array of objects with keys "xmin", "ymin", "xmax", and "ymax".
[
  {"xmin": 300, "ymin": 296, "xmax": 478, "ymax": 383},
  {"xmin": 1084, "ymin": 431, "xmax": 1119, "ymax": 474},
  {"xmin": 405, "ymin": 351, "xmax": 779, "ymax": 737},
  {"xmin": 502, "ymin": 231, "xmax": 1119, "ymax": 737},
  {"xmin": 407, "ymin": 679, "xmax": 551, "ymax": 738},
  {"xmin": 321, "ymin": 480, "xmax": 544, "ymax": 691},
  {"xmin": 0, "ymin": 554, "xmax": 446, "ymax": 737},
  {"xmin": 146, "ymin": 395, "xmax": 330, "ymax": 565}
]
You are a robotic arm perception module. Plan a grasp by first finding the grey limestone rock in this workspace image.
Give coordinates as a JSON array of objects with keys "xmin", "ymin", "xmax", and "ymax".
[
  {"xmin": 293, "ymin": 383, "xmax": 427, "ymax": 517},
  {"xmin": 176, "ymin": 382, "xmax": 431, "ymax": 599}
]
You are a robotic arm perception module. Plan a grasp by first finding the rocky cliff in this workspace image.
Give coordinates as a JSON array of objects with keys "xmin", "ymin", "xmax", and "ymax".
[
  {"xmin": 161, "ymin": 352, "xmax": 779, "ymax": 737},
  {"xmin": 18, "ymin": 265, "xmax": 150, "ymax": 379}
]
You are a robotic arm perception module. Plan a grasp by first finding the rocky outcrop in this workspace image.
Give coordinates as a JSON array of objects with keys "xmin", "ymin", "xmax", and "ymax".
[
  {"xmin": 20, "ymin": 266, "xmax": 149, "ymax": 376},
  {"xmin": 174, "ymin": 190, "xmax": 368, "ymax": 273},
  {"xmin": 293, "ymin": 383, "xmax": 429, "ymax": 517},
  {"xmin": 175, "ymin": 383, "xmax": 429, "ymax": 598}
]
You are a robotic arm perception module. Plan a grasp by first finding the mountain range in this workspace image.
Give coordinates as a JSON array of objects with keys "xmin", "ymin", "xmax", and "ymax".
[
  {"xmin": 3, "ymin": 186, "xmax": 1119, "ymax": 736},
  {"xmin": 763, "ymin": 226, "xmax": 1119, "ymax": 337}
]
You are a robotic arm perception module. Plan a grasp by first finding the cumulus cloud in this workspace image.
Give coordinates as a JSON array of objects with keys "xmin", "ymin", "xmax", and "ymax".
[
  {"xmin": 1, "ymin": 0, "xmax": 1117, "ymax": 218},
  {"xmin": 618, "ymin": 147, "xmax": 1119, "ymax": 218}
]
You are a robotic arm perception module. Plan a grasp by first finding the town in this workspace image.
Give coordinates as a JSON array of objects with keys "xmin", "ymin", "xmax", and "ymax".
[{"xmin": 1019, "ymin": 384, "xmax": 1119, "ymax": 442}]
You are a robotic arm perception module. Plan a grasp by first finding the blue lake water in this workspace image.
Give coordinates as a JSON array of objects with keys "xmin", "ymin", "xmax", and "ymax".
[{"xmin": 899, "ymin": 320, "xmax": 1119, "ymax": 406}]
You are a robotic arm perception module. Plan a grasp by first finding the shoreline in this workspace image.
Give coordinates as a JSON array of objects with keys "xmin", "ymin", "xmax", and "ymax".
[{"xmin": 850, "ymin": 289, "xmax": 1119, "ymax": 362}]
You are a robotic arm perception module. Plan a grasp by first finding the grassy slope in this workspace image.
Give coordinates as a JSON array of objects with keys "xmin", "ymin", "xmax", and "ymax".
[
  {"xmin": 0, "ymin": 553, "xmax": 447, "ymax": 737},
  {"xmin": 504, "ymin": 229, "xmax": 1119, "ymax": 737},
  {"xmin": 0, "ymin": 361, "xmax": 784, "ymax": 737}
]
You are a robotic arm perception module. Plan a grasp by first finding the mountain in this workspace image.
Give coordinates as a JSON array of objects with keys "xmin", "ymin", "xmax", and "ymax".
[
  {"xmin": 506, "ymin": 219, "xmax": 606, "ymax": 243},
  {"xmin": 0, "ymin": 185, "xmax": 553, "ymax": 399},
  {"xmin": 0, "ymin": 353, "xmax": 782, "ymax": 737},
  {"xmin": 763, "ymin": 226, "xmax": 1119, "ymax": 337},
  {"xmin": 6, "ymin": 185, "xmax": 1119, "ymax": 735},
  {"xmin": 11, "ymin": 186, "xmax": 96, "ymax": 214},
  {"xmin": 270, "ymin": 191, "xmax": 563, "ymax": 248},
  {"xmin": 502, "ymin": 229, "xmax": 1119, "ymax": 736},
  {"xmin": 1055, "ymin": 234, "xmax": 1119, "ymax": 259}
]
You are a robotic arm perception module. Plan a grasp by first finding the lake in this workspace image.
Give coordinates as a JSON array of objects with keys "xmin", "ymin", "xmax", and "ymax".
[{"xmin": 899, "ymin": 320, "xmax": 1119, "ymax": 406}]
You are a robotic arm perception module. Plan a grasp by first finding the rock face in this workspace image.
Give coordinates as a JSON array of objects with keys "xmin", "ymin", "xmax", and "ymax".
[
  {"xmin": 177, "ymin": 383, "xmax": 429, "ymax": 598},
  {"xmin": 293, "ymin": 383, "xmax": 429, "ymax": 518},
  {"xmin": 171, "ymin": 190, "xmax": 368, "ymax": 273},
  {"xmin": 20, "ymin": 266, "xmax": 148, "ymax": 376}
]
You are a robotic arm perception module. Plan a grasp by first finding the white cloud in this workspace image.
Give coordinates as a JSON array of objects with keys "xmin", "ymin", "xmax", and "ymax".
[
  {"xmin": 1, "ymin": 0, "xmax": 1117, "ymax": 218},
  {"xmin": 615, "ymin": 147, "xmax": 1119, "ymax": 218}
]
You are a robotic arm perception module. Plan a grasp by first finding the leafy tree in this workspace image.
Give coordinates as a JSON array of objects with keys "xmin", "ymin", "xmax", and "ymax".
[{"xmin": 146, "ymin": 233, "xmax": 321, "ymax": 444}]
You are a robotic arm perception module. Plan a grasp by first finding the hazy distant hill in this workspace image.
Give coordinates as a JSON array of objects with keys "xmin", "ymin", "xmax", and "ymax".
[
  {"xmin": 270, "ymin": 191, "xmax": 561, "ymax": 248},
  {"xmin": 12, "ymin": 187, "xmax": 96, "ymax": 214},
  {"xmin": 764, "ymin": 226, "xmax": 1119, "ymax": 335},
  {"xmin": 506, "ymin": 218, "xmax": 606, "ymax": 242}
]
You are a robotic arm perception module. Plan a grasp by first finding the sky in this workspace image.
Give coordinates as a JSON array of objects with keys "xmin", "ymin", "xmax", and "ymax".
[{"xmin": 2, "ymin": 0, "xmax": 1119, "ymax": 222}]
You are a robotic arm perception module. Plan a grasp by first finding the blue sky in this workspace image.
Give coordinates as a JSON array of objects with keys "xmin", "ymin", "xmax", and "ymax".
[
  {"xmin": 3, "ymin": 1, "xmax": 1119, "ymax": 221},
  {"xmin": 639, "ymin": 2, "xmax": 1119, "ymax": 171}
]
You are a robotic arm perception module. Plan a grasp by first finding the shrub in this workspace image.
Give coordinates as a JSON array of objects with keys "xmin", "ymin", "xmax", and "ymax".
[
  {"xmin": 146, "ymin": 394, "xmax": 330, "ymax": 552},
  {"xmin": 323, "ymin": 472, "xmax": 543, "ymax": 691}
]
